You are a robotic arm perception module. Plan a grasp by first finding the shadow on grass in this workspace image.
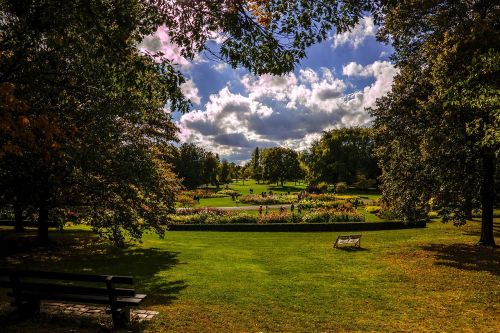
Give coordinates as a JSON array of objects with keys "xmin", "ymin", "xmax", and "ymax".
[
  {"xmin": 0, "ymin": 228, "xmax": 186, "ymax": 331},
  {"xmin": 420, "ymin": 243, "xmax": 499, "ymax": 276},
  {"xmin": 334, "ymin": 247, "xmax": 369, "ymax": 252},
  {"xmin": 461, "ymin": 218, "xmax": 500, "ymax": 238}
]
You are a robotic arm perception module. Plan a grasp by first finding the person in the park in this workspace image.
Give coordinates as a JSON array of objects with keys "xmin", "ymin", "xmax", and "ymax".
[
  {"xmin": 258, "ymin": 205, "xmax": 263, "ymax": 215},
  {"xmin": 297, "ymin": 204, "xmax": 302, "ymax": 214},
  {"xmin": 290, "ymin": 203, "xmax": 294, "ymax": 213},
  {"xmin": 265, "ymin": 205, "xmax": 269, "ymax": 214}
]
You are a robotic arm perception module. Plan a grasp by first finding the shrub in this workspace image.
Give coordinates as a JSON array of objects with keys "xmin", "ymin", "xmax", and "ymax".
[
  {"xmin": 177, "ymin": 194, "xmax": 196, "ymax": 207},
  {"xmin": 427, "ymin": 211, "xmax": 439, "ymax": 219},
  {"xmin": 176, "ymin": 207, "xmax": 226, "ymax": 216},
  {"xmin": 376, "ymin": 207, "xmax": 398, "ymax": 221},
  {"xmin": 365, "ymin": 206, "xmax": 382, "ymax": 214},
  {"xmin": 227, "ymin": 214, "xmax": 258, "ymax": 224},
  {"xmin": 317, "ymin": 181, "xmax": 329, "ymax": 193},
  {"xmin": 303, "ymin": 209, "xmax": 363, "ymax": 223},
  {"xmin": 335, "ymin": 182, "xmax": 348, "ymax": 193},
  {"xmin": 217, "ymin": 189, "xmax": 241, "ymax": 197},
  {"xmin": 258, "ymin": 212, "xmax": 301, "ymax": 224},
  {"xmin": 300, "ymin": 199, "xmax": 345, "ymax": 210}
]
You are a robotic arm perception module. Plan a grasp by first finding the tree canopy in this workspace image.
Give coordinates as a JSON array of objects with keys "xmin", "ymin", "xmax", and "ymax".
[
  {"xmin": 305, "ymin": 128, "xmax": 379, "ymax": 186},
  {"xmin": 371, "ymin": 0, "xmax": 499, "ymax": 246}
]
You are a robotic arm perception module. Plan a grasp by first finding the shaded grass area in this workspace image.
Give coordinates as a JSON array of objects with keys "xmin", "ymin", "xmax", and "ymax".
[{"xmin": 0, "ymin": 218, "xmax": 499, "ymax": 332}]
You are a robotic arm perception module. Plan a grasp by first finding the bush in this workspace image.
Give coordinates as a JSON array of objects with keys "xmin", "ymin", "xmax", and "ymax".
[
  {"xmin": 258, "ymin": 212, "xmax": 301, "ymax": 224},
  {"xmin": 217, "ymin": 189, "xmax": 241, "ymax": 197},
  {"xmin": 303, "ymin": 209, "xmax": 364, "ymax": 223},
  {"xmin": 317, "ymin": 182, "xmax": 329, "ymax": 193},
  {"xmin": 427, "ymin": 211, "xmax": 439, "ymax": 219},
  {"xmin": 335, "ymin": 182, "xmax": 348, "ymax": 193},
  {"xmin": 177, "ymin": 194, "xmax": 196, "ymax": 207},
  {"xmin": 299, "ymin": 199, "xmax": 345, "ymax": 210},
  {"xmin": 176, "ymin": 207, "xmax": 226, "ymax": 216},
  {"xmin": 365, "ymin": 206, "xmax": 382, "ymax": 214},
  {"xmin": 227, "ymin": 214, "xmax": 258, "ymax": 224}
]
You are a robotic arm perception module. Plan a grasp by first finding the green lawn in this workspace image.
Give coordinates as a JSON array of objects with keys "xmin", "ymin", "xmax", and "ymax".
[{"xmin": 0, "ymin": 218, "xmax": 498, "ymax": 332}]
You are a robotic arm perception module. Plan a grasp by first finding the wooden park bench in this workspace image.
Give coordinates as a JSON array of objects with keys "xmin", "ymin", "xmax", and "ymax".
[
  {"xmin": 0, "ymin": 269, "xmax": 146, "ymax": 328},
  {"xmin": 333, "ymin": 234, "xmax": 362, "ymax": 248}
]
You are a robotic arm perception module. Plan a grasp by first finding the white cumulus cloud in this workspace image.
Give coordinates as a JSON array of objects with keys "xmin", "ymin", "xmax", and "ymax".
[{"xmin": 333, "ymin": 17, "xmax": 377, "ymax": 49}]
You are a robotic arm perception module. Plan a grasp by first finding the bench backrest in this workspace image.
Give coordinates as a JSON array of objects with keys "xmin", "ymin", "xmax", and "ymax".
[
  {"xmin": 0, "ymin": 269, "xmax": 136, "ymax": 297},
  {"xmin": 334, "ymin": 234, "xmax": 361, "ymax": 247}
]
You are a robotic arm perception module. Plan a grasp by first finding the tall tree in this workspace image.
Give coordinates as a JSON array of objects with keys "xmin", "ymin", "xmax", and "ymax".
[
  {"xmin": 371, "ymin": 0, "xmax": 499, "ymax": 246},
  {"xmin": 306, "ymin": 128, "xmax": 379, "ymax": 185},
  {"xmin": 0, "ymin": 0, "xmax": 188, "ymax": 244},
  {"xmin": 219, "ymin": 159, "xmax": 232, "ymax": 184},
  {"xmin": 250, "ymin": 147, "xmax": 263, "ymax": 183},
  {"xmin": 261, "ymin": 147, "xmax": 300, "ymax": 186}
]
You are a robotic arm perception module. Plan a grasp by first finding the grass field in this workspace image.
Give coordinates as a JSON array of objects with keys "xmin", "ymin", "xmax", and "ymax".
[{"xmin": 0, "ymin": 217, "xmax": 498, "ymax": 332}]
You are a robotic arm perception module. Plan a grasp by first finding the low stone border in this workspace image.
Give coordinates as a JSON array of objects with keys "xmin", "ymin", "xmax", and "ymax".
[{"xmin": 42, "ymin": 302, "xmax": 159, "ymax": 322}]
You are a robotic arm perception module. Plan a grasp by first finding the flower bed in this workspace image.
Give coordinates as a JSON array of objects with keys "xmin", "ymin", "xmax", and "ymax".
[
  {"xmin": 239, "ymin": 194, "xmax": 296, "ymax": 205},
  {"xmin": 170, "ymin": 207, "xmax": 363, "ymax": 225}
]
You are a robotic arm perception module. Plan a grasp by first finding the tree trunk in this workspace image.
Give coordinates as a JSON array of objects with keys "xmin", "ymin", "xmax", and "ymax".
[
  {"xmin": 478, "ymin": 151, "xmax": 496, "ymax": 246},
  {"xmin": 464, "ymin": 194, "xmax": 473, "ymax": 220},
  {"xmin": 14, "ymin": 202, "xmax": 24, "ymax": 233},
  {"xmin": 37, "ymin": 202, "xmax": 49, "ymax": 244}
]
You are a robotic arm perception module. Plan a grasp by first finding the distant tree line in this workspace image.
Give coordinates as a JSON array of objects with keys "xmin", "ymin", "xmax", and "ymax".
[{"xmin": 170, "ymin": 143, "xmax": 240, "ymax": 190}]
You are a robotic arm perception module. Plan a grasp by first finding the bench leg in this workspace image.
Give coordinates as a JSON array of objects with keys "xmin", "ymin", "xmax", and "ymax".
[{"xmin": 111, "ymin": 307, "xmax": 130, "ymax": 328}]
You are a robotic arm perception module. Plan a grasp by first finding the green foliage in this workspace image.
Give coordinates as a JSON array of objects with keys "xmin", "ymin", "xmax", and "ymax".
[
  {"xmin": 0, "ymin": 0, "xmax": 189, "ymax": 245},
  {"xmin": 260, "ymin": 147, "xmax": 303, "ymax": 185},
  {"xmin": 303, "ymin": 209, "xmax": 364, "ymax": 223},
  {"xmin": 317, "ymin": 182, "xmax": 329, "ymax": 193},
  {"xmin": 335, "ymin": 182, "xmax": 348, "ymax": 193},
  {"xmin": 217, "ymin": 189, "xmax": 241, "ymax": 197},
  {"xmin": 219, "ymin": 159, "xmax": 232, "ymax": 184},
  {"xmin": 158, "ymin": 1, "xmax": 372, "ymax": 75},
  {"xmin": 365, "ymin": 206, "xmax": 382, "ymax": 214},
  {"xmin": 371, "ymin": 1, "xmax": 499, "ymax": 243},
  {"xmin": 259, "ymin": 212, "xmax": 301, "ymax": 224},
  {"xmin": 305, "ymin": 128, "xmax": 380, "ymax": 185}
]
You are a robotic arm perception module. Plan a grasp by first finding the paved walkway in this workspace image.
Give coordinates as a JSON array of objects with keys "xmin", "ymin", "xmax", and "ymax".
[
  {"xmin": 42, "ymin": 302, "xmax": 158, "ymax": 323},
  {"xmin": 178, "ymin": 204, "xmax": 293, "ymax": 211}
]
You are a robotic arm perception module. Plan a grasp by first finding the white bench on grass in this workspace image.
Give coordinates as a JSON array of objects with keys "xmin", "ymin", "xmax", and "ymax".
[{"xmin": 334, "ymin": 235, "xmax": 361, "ymax": 248}]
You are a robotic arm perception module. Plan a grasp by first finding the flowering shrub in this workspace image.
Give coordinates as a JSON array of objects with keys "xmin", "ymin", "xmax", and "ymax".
[
  {"xmin": 303, "ymin": 209, "xmax": 364, "ymax": 223},
  {"xmin": 170, "ymin": 208, "xmax": 363, "ymax": 225},
  {"xmin": 299, "ymin": 199, "xmax": 345, "ymax": 210},
  {"xmin": 427, "ymin": 211, "xmax": 439, "ymax": 219},
  {"xmin": 239, "ymin": 194, "xmax": 295, "ymax": 205},
  {"xmin": 365, "ymin": 206, "xmax": 382, "ymax": 214},
  {"xmin": 185, "ymin": 189, "xmax": 227, "ymax": 198},
  {"xmin": 217, "ymin": 189, "xmax": 241, "ymax": 197},
  {"xmin": 176, "ymin": 207, "xmax": 227, "ymax": 216},
  {"xmin": 177, "ymin": 194, "xmax": 196, "ymax": 207},
  {"xmin": 258, "ymin": 212, "xmax": 301, "ymax": 224}
]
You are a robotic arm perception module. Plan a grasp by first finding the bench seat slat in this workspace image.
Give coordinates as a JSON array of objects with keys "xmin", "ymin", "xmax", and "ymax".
[{"xmin": 9, "ymin": 291, "xmax": 146, "ymax": 306}]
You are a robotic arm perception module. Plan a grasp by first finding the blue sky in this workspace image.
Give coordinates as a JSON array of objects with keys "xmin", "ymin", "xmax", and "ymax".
[{"xmin": 140, "ymin": 17, "xmax": 396, "ymax": 164}]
